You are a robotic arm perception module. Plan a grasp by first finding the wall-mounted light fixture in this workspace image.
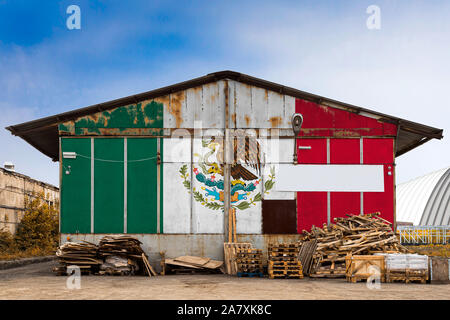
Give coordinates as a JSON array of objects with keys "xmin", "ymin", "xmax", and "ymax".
[
  {"xmin": 292, "ymin": 113, "xmax": 303, "ymax": 163},
  {"xmin": 63, "ymin": 152, "xmax": 77, "ymax": 159}
]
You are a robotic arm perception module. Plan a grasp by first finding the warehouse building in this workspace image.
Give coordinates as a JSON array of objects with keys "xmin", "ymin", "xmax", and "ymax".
[
  {"xmin": 397, "ymin": 166, "xmax": 450, "ymax": 226},
  {"xmin": 6, "ymin": 71, "xmax": 444, "ymax": 260},
  {"xmin": 0, "ymin": 164, "xmax": 59, "ymax": 234}
]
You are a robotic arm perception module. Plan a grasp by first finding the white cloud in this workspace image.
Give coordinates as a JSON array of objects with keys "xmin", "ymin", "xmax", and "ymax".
[
  {"xmin": 227, "ymin": 1, "xmax": 450, "ymax": 184},
  {"xmin": 1, "ymin": 1, "xmax": 448, "ymax": 187}
]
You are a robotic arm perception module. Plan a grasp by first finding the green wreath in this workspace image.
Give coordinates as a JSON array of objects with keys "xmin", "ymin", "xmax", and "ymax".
[{"xmin": 179, "ymin": 165, "xmax": 276, "ymax": 211}]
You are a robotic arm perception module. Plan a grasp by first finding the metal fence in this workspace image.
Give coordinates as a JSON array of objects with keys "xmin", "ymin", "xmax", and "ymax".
[{"xmin": 398, "ymin": 226, "xmax": 450, "ymax": 245}]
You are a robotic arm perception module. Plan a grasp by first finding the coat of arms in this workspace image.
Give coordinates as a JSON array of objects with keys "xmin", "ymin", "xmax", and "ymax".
[{"xmin": 179, "ymin": 137, "xmax": 275, "ymax": 211}]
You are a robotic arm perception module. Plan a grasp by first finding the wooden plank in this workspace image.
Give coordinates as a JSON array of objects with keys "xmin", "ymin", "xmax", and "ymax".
[
  {"xmin": 142, "ymin": 253, "xmax": 157, "ymax": 276},
  {"xmin": 174, "ymin": 256, "xmax": 211, "ymax": 267},
  {"xmin": 232, "ymin": 209, "xmax": 237, "ymax": 243},
  {"xmin": 141, "ymin": 253, "xmax": 152, "ymax": 277},
  {"xmin": 203, "ymin": 260, "xmax": 223, "ymax": 269},
  {"xmin": 223, "ymin": 242, "xmax": 252, "ymax": 275},
  {"xmin": 165, "ymin": 259, "xmax": 202, "ymax": 269}
]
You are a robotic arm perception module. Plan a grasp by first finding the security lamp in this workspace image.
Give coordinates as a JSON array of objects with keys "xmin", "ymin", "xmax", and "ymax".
[
  {"xmin": 292, "ymin": 113, "xmax": 303, "ymax": 163},
  {"xmin": 292, "ymin": 113, "xmax": 303, "ymax": 135}
]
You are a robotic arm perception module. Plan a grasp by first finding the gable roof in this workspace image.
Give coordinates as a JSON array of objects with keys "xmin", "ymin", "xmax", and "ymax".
[{"xmin": 6, "ymin": 70, "xmax": 444, "ymax": 161}]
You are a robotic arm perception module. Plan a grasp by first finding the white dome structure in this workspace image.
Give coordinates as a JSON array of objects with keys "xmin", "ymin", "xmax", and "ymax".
[{"xmin": 396, "ymin": 166, "xmax": 450, "ymax": 226}]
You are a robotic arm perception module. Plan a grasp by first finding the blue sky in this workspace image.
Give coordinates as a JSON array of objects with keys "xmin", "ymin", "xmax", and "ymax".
[{"xmin": 0, "ymin": 0, "xmax": 449, "ymax": 186}]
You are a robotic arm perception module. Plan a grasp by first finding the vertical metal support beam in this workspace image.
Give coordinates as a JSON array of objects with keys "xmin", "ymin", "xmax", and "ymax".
[
  {"xmin": 157, "ymin": 138, "xmax": 161, "ymax": 234},
  {"xmin": 393, "ymin": 127, "xmax": 399, "ymax": 232},
  {"xmin": 124, "ymin": 138, "xmax": 127, "ymax": 234},
  {"xmin": 326, "ymin": 138, "xmax": 331, "ymax": 225},
  {"xmin": 58, "ymin": 137, "xmax": 62, "ymax": 238},
  {"xmin": 190, "ymin": 135, "xmax": 195, "ymax": 234},
  {"xmin": 90, "ymin": 138, "xmax": 94, "ymax": 234},
  {"xmin": 360, "ymin": 138, "xmax": 364, "ymax": 215},
  {"xmin": 223, "ymin": 80, "xmax": 230, "ymax": 242}
]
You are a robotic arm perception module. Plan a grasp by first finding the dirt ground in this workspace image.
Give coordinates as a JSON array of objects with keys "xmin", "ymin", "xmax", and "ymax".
[{"xmin": 0, "ymin": 261, "xmax": 448, "ymax": 300}]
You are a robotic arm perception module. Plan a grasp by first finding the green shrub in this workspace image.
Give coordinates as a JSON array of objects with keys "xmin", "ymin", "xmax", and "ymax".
[{"xmin": 14, "ymin": 193, "xmax": 59, "ymax": 252}]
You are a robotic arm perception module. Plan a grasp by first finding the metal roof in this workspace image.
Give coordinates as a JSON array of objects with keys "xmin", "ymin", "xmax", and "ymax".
[
  {"xmin": 396, "ymin": 166, "xmax": 450, "ymax": 225},
  {"xmin": 5, "ymin": 70, "xmax": 444, "ymax": 161}
]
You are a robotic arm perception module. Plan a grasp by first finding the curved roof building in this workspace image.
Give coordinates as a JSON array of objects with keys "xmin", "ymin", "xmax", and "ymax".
[{"xmin": 397, "ymin": 166, "xmax": 450, "ymax": 225}]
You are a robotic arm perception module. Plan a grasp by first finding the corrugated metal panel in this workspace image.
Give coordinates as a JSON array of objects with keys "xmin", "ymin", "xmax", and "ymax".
[
  {"xmin": 94, "ymin": 138, "xmax": 124, "ymax": 233},
  {"xmin": 163, "ymin": 162, "xmax": 191, "ymax": 233},
  {"xmin": 8, "ymin": 71, "xmax": 443, "ymax": 161},
  {"xmin": 421, "ymin": 169, "xmax": 450, "ymax": 225},
  {"xmin": 397, "ymin": 167, "xmax": 450, "ymax": 225},
  {"xmin": 362, "ymin": 138, "xmax": 395, "ymax": 224},
  {"xmin": 163, "ymin": 81, "xmax": 227, "ymax": 129},
  {"xmin": 229, "ymin": 80, "xmax": 295, "ymax": 129},
  {"xmin": 330, "ymin": 139, "xmax": 360, "ymax": 220},
  {"xmin": 60, "ymin": 138, "xmax": 91, "ymax": 233},
  {"xmin": 127, "ymin": 138, "xmax": 158, "ymax": 233}
]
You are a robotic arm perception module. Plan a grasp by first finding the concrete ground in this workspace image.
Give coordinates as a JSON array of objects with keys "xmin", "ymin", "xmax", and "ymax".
[{"xmin": 0, "ymin": 261, "xmax": 448, "ymax": 300}]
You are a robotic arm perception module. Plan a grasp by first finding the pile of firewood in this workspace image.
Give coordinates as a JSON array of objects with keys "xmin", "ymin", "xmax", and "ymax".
[
  {"xmin": 300, "ymin": 212, "xmax": 410, "ymax": 278},
  {"xmin": 53, "ymin": 241, "xmax": 102, "ymax": 275}
]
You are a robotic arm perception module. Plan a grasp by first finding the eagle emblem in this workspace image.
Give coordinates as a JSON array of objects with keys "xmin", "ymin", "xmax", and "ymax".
[{"xmin": 179, "ymin": 137, "xmax": 275, "ymax": 211}]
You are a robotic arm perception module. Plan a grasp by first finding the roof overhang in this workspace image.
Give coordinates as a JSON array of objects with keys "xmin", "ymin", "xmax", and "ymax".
[{"xmin": 6, "ymin": 70, "xmax": 444, "ymax": 161}]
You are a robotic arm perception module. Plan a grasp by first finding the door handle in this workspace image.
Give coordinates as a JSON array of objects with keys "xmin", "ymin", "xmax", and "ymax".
[{"xmin": 298, "ymin": 146, "xmax": 312, "ymax": 150}]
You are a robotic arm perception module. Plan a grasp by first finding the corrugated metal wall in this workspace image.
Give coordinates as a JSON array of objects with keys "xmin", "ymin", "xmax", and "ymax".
[{"xmin": 59, "ymin": 78, "xmax": 398, "ymax": 237}]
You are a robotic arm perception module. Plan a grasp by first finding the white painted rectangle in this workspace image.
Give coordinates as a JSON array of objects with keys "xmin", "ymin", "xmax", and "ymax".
[
  {"xmin": 276, "ymin": 164, "xmax": 384, "ymax": 192},
  {"xmin": 163, "ymin": 137, "xmax": 191, "ymax": 163},
  {"xmin": 262, "ymin": 164, "xmax": 295, "ymax": 200},
  {"xmin": 163, "ymin": 162, "xmax": 191, "ymax": 233}
]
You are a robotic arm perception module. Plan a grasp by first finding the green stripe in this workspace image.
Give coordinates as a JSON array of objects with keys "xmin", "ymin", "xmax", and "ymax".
[
  {"xmin": 94, "ymin": 138, "xmax": 124, "ymax": 233},
  {"xmin": 60, "ymin": 138, "xmax": 91, "ymax": 233}
]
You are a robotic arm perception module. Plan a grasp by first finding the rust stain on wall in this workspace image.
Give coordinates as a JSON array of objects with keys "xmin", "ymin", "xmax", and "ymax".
[
  {"xmin": 333, "ymin": 129, "xmax": 367, "ymax": 138},
  {"xmin": 269, "ymin": 116, "xmax": 282, "ymax": 128},
  {"xmin": 154, "ymin": 95, "xmax": 170, "ymax": 106},
  {"xmin": 169, "ymin": 91, "xmax": 185, "ymax": 128},
  {"xmin": 319, "ymin": 104, "xmax": 334, "ymax": 115},
  {"xmin": 245, "ymin": 115, "xmax": 251, "ymax": 126}
]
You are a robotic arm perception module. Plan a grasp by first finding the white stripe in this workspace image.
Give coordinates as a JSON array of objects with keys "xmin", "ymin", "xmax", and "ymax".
[
  {"xmin": 360, "ymin": 138, "xmax": 364, "ymax": 215},
  {"xmin": 157, "ymin": 138, "xmax": 161, "ymax": 234},
  {"xmin": 277, "ymin": 164, "xmax": 385, "ymax": 192},
  {"xmin": 327, "ymin": 139, "xmax": 330, "ymax": 225},
  {"xmin": 91, "ymin": 138, "xmax": 94, "ymax": 233},
  {"xmin": 124, "ymin": 138, "xmax": 127, "ymax": 234}
]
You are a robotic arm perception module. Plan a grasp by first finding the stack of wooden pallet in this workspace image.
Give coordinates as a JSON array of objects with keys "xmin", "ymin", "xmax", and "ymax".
[
  {"xmin": 383, "ymin": 253, "xmax": 428, "ymax": 284},
  {"xmin": 268, "ymin": 243, "xmax": 303, "ymax": 279},
  {"xmin": 298, "ymin": 240, "xmax": 318, "ymax": 276},
  {"xmin": 223, "ymin": 243, "xmax": 252, "ymax": 275},
  {"xmin": 236, "ymin": 248, "xmax": 263, "ymax": 277},
  {"xmin": 300, "ymin": 212, "xmax": 410, "ymax": 278},
  {"xmin": 53, "ymin": 241, "xmax": 102, "ymax": 275}
]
